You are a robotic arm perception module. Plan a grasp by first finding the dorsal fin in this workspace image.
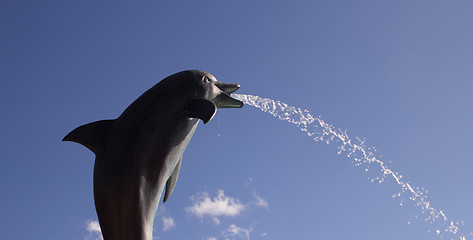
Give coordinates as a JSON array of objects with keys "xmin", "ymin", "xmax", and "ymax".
[{"xmin": 63, "ymin": 119, "xmax": 115, "ymax": 154}]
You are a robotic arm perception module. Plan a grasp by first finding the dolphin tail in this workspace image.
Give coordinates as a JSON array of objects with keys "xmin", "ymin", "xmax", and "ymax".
[
  {"xmin": 63, "ymin": 119, "xmax": 115, "ymax": 155},
  {"xmin": 163, "ymin": 157, "xmax": 182, "ymax": 203}
]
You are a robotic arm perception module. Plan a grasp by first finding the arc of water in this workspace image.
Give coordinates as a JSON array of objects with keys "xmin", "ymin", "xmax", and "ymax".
[{"xmin": 232, "ymin": 93, "xmax": 469, "ymax": 240}]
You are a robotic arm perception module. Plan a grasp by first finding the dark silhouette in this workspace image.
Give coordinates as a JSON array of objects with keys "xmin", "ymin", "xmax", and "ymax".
[{"xmin": 63, "ymin": 70, "xmax": 243, "ymax": 240}]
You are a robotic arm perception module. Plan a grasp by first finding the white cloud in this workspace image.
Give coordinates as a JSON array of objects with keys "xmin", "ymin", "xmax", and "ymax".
[
  {"xmin": 244, "ymin": 178, "xmax": 269, "ymax": 209},
  {"xmin": 212, "ymin": 217, "xmax": 221, "ymax": 225},
  {"xmin": 185, "ymin": 189, "xmax": 245, "ymax": 224},
  {"xmin": 158, "ymin": 205, "xmax": 167, "ymax": 215},
  {"xmin": 252, "ymin": 193, "xmax": 268, "ymax": 208},
  {"xmin": 244, "ymin": 177, "xmax": 253, "ymax": 188},
  {"xmin": 224, "ymin": 224, "xmax": 251, "ymax": 240},
  {"xmin": 261, "ymin": 232, "xmax": 267, "ymax": 237},
  {"xmin": 161, "ymin": 216, "xmax": 176, "ymax": 232},
  {"xmin": 207, "ymin": 237, "xmax": 217, "ymax": 240},
  {"xmin": 84, "ymin": 220, "xmax": 103, "ymax": 240}
]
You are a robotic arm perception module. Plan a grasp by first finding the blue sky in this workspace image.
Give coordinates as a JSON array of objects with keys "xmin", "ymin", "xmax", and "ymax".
[{"xmin": 1, "ymin": 1, "xmax": 473, "ymax": 240}]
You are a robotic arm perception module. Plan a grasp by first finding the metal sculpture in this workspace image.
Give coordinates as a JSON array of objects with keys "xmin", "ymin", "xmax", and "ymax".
[{"xmin": 63, "ymin": 70, "xmax": 243, "ymax": 240}]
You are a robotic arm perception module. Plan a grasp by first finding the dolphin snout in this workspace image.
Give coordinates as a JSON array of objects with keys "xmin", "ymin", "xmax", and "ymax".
[{"xmin": 214, "ymin": 82, "xmax": 240, "ymax": 94}]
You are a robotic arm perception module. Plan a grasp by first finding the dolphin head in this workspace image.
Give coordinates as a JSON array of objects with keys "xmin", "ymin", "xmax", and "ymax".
[
  {"xmin": 191, "ymin": 70, "xmax": 244, "ymax": 108},
  {"xmin": 178, "ymin": 70, "xmax": 243, "ymax": 124}
]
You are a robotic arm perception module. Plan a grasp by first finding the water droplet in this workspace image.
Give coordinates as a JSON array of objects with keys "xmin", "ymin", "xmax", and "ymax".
[{"xmin": 233, "ymin": 94, "xmax": 471, "ymax": 239}]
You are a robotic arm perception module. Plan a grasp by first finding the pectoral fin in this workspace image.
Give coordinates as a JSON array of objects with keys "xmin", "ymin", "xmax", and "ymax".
[
  {"xmin": 186, "ymin": 99, "xmax": 216, "ymax": 124},
  {"xmin": 163, "ymin": 157, "xmax": 182, "ymax": 203}
]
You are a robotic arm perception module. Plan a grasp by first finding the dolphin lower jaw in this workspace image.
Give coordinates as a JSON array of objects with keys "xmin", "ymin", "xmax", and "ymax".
[{"xmin": 213, "ymin": 92, "xmax": 244, "ymax": 108}]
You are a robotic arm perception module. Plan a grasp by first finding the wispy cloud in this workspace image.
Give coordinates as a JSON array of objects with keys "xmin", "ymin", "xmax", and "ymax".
[
  {"xmin": 245, "ymin": 177, "xmax": 269, "ymax": 209},
  {"xmin": 207, "ymin": 237, "xmax": 217, "ymax": 240},
  {"xmin": 161, "ymin": 216, "xmax": 176, "ymax": 232},
  {"xmin": 84, "ymin": 220, "xmax": 103, "ymax": 240},
  {"xmin": 252, "ymin": 192, "xmax": 268, "ymax": 208},
  {"xmin": 244, "ymin": 177, "xmax": 253, "ymax": 188},
  {"xmin": 223, "ymin": 224, "xmax": 251, "ymax": 240},
  {"xmin": 185, "ymin": 189, "xmax": 245, "ymax": 224}
]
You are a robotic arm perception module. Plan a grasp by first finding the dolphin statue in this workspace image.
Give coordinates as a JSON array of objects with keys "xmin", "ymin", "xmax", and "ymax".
[{"xmin": 63, "ymin": 70, "xmax": 243, "ymax": 240}]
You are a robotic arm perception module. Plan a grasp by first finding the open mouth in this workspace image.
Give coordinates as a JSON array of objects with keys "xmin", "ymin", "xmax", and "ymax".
[{"xmin": 213, "ymin": 81, "xmax": 244, "ymax": 108}]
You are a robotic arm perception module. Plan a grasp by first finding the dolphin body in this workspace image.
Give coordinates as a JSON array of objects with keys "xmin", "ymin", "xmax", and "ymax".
[{"xmin": 63, "ymin": 70, "xmax": 243, "ymax": 240}]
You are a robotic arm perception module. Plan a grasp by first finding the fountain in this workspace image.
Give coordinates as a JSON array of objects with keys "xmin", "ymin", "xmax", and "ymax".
[{"xmin": 232, "ymin": 93, "xmax": 470, "ymax": 240}]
